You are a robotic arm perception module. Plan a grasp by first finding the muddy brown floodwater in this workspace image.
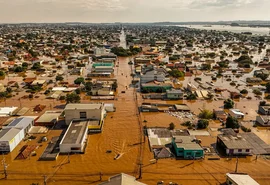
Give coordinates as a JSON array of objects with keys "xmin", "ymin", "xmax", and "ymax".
[{"xmin": 1, "ymin": 57, "xmax": 270, "ymax": 185}]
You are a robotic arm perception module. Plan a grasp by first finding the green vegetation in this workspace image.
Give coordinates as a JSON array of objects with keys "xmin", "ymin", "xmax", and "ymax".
[
  {"xmin": 255, "ymin": 73, "xmax": 269, "ymax": 81},
  {"xmin": 226, "ymin": 116, "xmax": 240, "ymax": 129},
  {"xmin": 66, "ymin": 93, "xmax": 81, "ymax": 103},
  {"xmin": 186, "ymin": 93, "xmax": 197, "ymax": 100},
  {"xmin": 111, "ymin": 46, "xmax": 142, "ymax": 57},
  {"xmin": 168, "ymin": 69, "xmax": 184, "ymax": 78},
  {"xmin": 0, "ymin": 70, "xmax": 5, "ymax": 77},
  {"xmin": 235, "ymin": 55, "xmax": 253, "ymax": 68},
  {"xmin": 31, "ymin": 63, "xmax": 41, "ymax": 70},
  {"xmin": 241, "ymin": 126, "xmax": 251, "ymax": 132},
  {"xmin": 55, "ymin": 75, "xmax": 64, "ymax": 81},
  {"xmin": 13, "ymin": 66, "xmax": 24, "ymax": 73},
  {"xmin": 199, "ymin": 109, "xmax": 214, "ymax": 119},
  {"xmin": 224, "ymin": 99, "xmax": 234, "ymax": 109},
  {"xmin": 169, "ymin": 56, "xmax": 179, "ymax": 60},
  {"xmin": 240, "ymin": 89, "xmax": 248, "ymax": 94},
  {"xmin": 112, "ymin": 81, "xmax": 118, "ymax": 91},
  {"xmin": 74, "ymin": 77, "xmax": 85, "ymax": 85},
  {"xmin": 169, "ymin": 122, "xmax": 175, "ymax": 130},
  {"xmin": 253, "ymin": 89, "xmax": 262, "ymax": 96},
  {"xmin": 197, "ymin": 119, "xmax": 209, "ymax": 129},
  {"xmin": 266, "ymin": 82, "xmax": 270, "ymax": 93}
]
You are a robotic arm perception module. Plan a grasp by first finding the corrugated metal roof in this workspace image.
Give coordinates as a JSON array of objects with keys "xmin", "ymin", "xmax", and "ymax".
[{"xmin": 0, "ymin": 127, "xmax": 22, "ymax": 141}]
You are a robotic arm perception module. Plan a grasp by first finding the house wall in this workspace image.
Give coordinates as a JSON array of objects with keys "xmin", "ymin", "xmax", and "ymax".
[
  {"xmin": 0, "ymin": 129, "xmax": 24, "ymax": 152},
  {"xmin": 225, "ymin": 148, "xmax": 252, "ymax": 155},
  {"xmin": 60, "ymin": 130, "xmax": 88, "ymax": 153},
  {"xmin": 65, "ymin": 108, "xmax": 105, "ymax": 125}
]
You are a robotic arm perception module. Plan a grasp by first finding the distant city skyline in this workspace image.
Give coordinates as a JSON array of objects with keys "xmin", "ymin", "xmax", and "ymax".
[{"xmin": 0, "ymin": 0, "xmax": 270, "ymax": 23}]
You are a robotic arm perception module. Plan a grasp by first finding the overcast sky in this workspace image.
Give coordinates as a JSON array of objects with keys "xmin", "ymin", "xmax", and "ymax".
[{"xmin": 0, "ymin": 0, "xmax": 270, "ymax": 23}]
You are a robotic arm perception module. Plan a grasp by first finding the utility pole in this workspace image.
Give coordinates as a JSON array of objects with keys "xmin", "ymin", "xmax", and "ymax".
[
  {"xmin": 138, "ymin": 163, "xmax": 143, "ymax": 179},
  {"xmin": 43, "ymin": 175, "xmax": 47, "ymax": 185},
  {"xmin": 2, "ymin": 156, "xmax": 8, "ymax": 179},
  {"xmin": 235, "ymin": 157, "xmax": 239, "ymax": 173},
  {"xmin": 99, "ymin": 172, "xmax": 103, "ymax": 181},
  {"xmin": 68, "ymin": 153, "xmax": 70, "ymax": 163}
]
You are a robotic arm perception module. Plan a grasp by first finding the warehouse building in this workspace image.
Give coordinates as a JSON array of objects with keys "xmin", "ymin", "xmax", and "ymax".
[
  {"xmin": 4, "ymin": 117, "xmax": 34, "ymax": 136},
  {"xmin": 0, "ymin": 127, "xmax": 24, "ymax": 152},
  {"xmin": 35, "ymin": 111, "xmax": 62, "ymax": 126},
  {"xmin": 65, "ymin": 103, "xmax": 106, "ymax": 125},
  {"xmin": 59, "ymin": 120, "xmax": 88, "ymax": 153}
]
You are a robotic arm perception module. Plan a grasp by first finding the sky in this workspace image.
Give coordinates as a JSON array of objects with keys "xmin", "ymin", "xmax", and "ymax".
[{"xmin": 0, "ymin": 0, "xmax": 270, "ymax": 23}]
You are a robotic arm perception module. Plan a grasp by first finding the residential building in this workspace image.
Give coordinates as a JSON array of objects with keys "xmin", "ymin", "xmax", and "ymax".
[
  {"xmin": 140, "ymin": 69, "xmax": 166, "ymax": 84},
  {"xmin": 246, "ymin": 77, "xmax": 262, "ymax": 83},
  {"xmin": 187, "ymin": 83, "xmax": 197, "ymax": 92},
  {"xmin": 166, "ymin": 89, "xmax": 183, "ymax": 99},
  {"xmin": 172, "ymin": 136, "xmax": 204, "ymax": 159},
  {"xmin": 213, "ymin": 109, "xmax": 227, "ymax": 121},
  {"xmin": 229, "ymin": 109, "xmax": 245, "ymax": 119},
  {"xmin": 141, "ymin": 83, "xmax": 172, "ymax": 93},
  {"xmin": 64, "ymin": 103, "xmax": 106, "ymax": 125},
  {"xmin": 59, "ymin": 120, "xmax": 88, "ymax": 153},
  {"xmin": 93, "ymin": 66, "xmax": 114, "ymax": 73},
  {"xmin": 0, "ymin": 107, "xmax": 18, "ymax": 116},
  {"xmin": 256, "ymin": 115, "xmax": 270, "ymax": 126},
  {"xmin": 258, "ymin": 105, "xmax": 270, "ymax": 115},
  {"xmin": 99, "ymin": 173, "xmax": 147, "ymax": 185},
  {"xmin": 226, "ymin": 173, "xmax": 260, "ymax": 185},
  {"xmin": 217, "ymin": 129, "xmax": 252, "ymax": 156}
]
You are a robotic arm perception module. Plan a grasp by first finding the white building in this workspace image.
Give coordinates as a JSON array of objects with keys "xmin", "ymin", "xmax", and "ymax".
[
  {"xmin": 65, "ymin": 103, "xmax": 106, "ymax": 125},
  {"xmin": 256, "ymin": 115, "xmax": 270, "ymax": 126},
  {"xmin": 226, "ymin": 173, "xmax": 260, "ymax": 185},
  {"xmin": 4, "ymin": 117, "xmax": 34, "ymax": 136},
  {"xmin": 140, "ymin": 70, "xmax": 166, "ymax": 83},
  {"xmin": 59, "ymin": 120, "xmax": 88, "ymax": 153},
  {"xmin": 0, "ymin": 107, "xmax": 18, "ymax": 117},
  {"xmin": 0, "ymin": 127, "xmax": 24, "ymax": 152},
  {"xmin": 99, "ymin": 173, "xmax": 147, "ymax": 185},
  {"xmin": 187, "ymin": 83, "xmax": 197, "ymax": 92},
  {"xmin": 229, "ymin": 109, "xmax": 245, "ymax": 119},
  {"xmin": 0, "ymin": 117, "xmax": 34, "ymax": 152}
]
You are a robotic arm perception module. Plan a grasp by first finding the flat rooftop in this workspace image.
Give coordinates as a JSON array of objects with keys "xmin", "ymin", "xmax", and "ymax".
[
  {"xmin": 65, "ymin": 103, "xmax": 103, "ymax": 110},
  {"xmin": 8, "ymin": 117, "xmax": 33, "ymax": 129},
  {"xmin": 174, "ymin": 136, "xmax": 203, "ymax": 150},
  {"xmin": 0, "ymin": 127, "xmax": 22, "ymax": 141},
  {"xmin": 60, "ymin": 120, "xmax": 88, "ymax": 145},
  {"xmin": 36, "ymin": 111, "xmax": 62, "ymax": 123},
  {"xmin": 226, "ymin": 173, "xmax": 259, "ymax": 185}
]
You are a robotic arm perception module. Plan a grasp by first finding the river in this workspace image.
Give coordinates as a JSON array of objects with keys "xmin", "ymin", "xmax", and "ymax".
[{"xmin": 177, "ymin": 25, "xmax": 270, "ymax": 35}]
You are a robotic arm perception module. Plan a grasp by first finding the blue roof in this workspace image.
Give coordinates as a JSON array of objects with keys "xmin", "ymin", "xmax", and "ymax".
[{"xmin": 8, "ymin": 117, "xmax": 34, "ymax": 130}]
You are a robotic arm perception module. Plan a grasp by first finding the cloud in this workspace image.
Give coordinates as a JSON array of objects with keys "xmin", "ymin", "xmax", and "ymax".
[{"xmin": 188, "ymin": 0, "xmax": 255, "ymax": 9}]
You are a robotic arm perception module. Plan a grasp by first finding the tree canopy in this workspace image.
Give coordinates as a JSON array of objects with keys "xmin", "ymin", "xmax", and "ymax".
[
  {"xmin": 224, "ymin": 99, "xmax": 234, "ymax": 109},
  {"xmin": 226, "ymin": 116, "xmax": 240, "ymax": 129},
  {"xmin": 66, "ymin": 93, "xmax": 81, "ymax": 103}
]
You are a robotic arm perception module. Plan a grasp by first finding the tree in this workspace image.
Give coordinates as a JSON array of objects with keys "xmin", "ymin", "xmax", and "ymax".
[
  {"xmin": 169, "ymin": 122, "xmax": 175, "ymax": 130},
  {"xmin": 240, "ymin": 89, "xmax": 248, "ymax": 94},
  {"xmin": 226, "ymin": 116, "xmax": 240, "ymax": 129},
  {"xmin": 84, "ymin": 82, "xmax": 93, "ymax": 91},
  {"xmin": 224, "ymin": 99, "xmax": 234, "ymax": 109},
  {"xmin": 253, "ymin": 89, "xmax": 262, "ymax": 96},
  {"xmin": 186, "ymin": 93, "xmax": 197, "ymax": 100},
  {"xmin": 31, "ymin": 63, "xmax": 41, "ymax": 70},
  {"xmin": 0, "ymin": 70, "xmax": 5, "ymax": 77},
  {"xmin": 197, "ymin": 119, "xmax": 209, "ymax": 129},
  {"xmin": 22, "ymin": 62, "xmax": 29, "ymax": 68},
  {"xmin": 168, "ymin": 69, "xmax": 184, "ymax": 78},
  {"xmin": 199, "ymin": 109, "xmax": 213, "ymax": 119},
  {"xmin": 66, "ymin": 93, "xmax": 81, "ymax": 103},
  {"xmin": 112, "ymin": 81, "xmax": 118, "ymax": 91},
  {"xmin": 74, "ymin": 77, "xmax": 84, "ymax": 85},
  {"xmin": 256, "ymin": 73, "xmax": 269, "ymax": 81},
  {"xmin": 14, "ymin": 66, "xmax": 24, "ymax": 72},
  {"xmin": 55, "ymin": 75, "xmax": 64, "ymax": 81},
  {"xmin": 266, "ymin": 82, "xmax": 270, "ymax": 93}
]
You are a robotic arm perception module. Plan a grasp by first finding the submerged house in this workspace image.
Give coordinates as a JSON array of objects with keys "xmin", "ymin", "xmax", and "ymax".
[{"xmin": 172, "ymin": 136, "xmax": 204, "ymax": 159}]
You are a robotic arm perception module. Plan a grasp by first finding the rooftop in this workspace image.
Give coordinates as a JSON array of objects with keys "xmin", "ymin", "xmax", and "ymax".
[
  {"xmin": 0, "ymin": 127, "xmax": 22, "ymax": 142},
  {"xmin": 36, "ymin": 111, "xmax": 62, "ymax": 123},
  {"xmin": 65, "ymin": 103, "xmax": 103, "ymax": 110},
  {"xmin": 6, "ymin": 117, "xmax": 33, "ymax": 129},
  {"xmin": 99, "ymin": 173, "xmax": 147, "ymax": 185},
  {"xmin": 60, "ymin": 120, "xmax": 88, "ymax": 145},
  {"xmin": 173, "ymin": 136, "xmax": 203, "ymax": 150},
  {"xmin": 226, "ymin": 173, "xmax": 260, "ymax": 185}
]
